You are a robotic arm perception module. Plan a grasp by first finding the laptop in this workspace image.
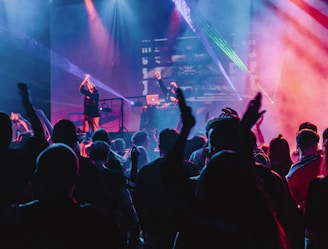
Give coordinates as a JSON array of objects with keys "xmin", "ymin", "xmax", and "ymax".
[{"xmin": 146, "ymin": 94, "xmax": 160, "ymax": 105}]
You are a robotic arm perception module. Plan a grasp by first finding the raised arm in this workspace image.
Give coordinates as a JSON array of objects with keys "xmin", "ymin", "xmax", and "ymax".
[
  {"xmin": 155, "ymin": 71, "xmax": 168, "ymax": 97},
  {"xmin": 254, "ymin": 114, "xmax": 265, "ymax": 147},
  {"xmin": 79, "ymin": 74, "xmax": 90, "ymax": 92},
  {"xmin": 161, "ymin": 88, "xmax": 195, "ymax": 190},
  {"xmin": 18, "ymin": 83, "xmax": 48, "ymax": 155},
  {"xmin": 239, "ymin": 92, "xmax": 266, "ymax": 165},
  {"xmin": 129, "ymin": 145, "xmax": 140, "ymax": 185}
]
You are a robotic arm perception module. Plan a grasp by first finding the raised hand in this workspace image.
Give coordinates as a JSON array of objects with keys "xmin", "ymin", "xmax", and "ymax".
[
  {"xmin": 177, "ymin": 88, "xmax": 195, "ymax": 130},
  {"xmin": 221, "ymin": 107, "xmax": 240, "ymax": 119},
  {"xmin": 241, "ymin": 92, "xmax": 266, "ymax": 131},
  {"xmin": 155, "ymin": 71, "xmax": 161, "ymax": 80}
]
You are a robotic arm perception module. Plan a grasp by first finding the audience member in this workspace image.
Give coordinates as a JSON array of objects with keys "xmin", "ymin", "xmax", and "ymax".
[
  {"xmin": 183, "ymin": 134, "xmax": 206, "ymax": 162},
  {"xmin": 124, "ymin": 131, "xmax": 151, "ymax": 178},
  {"xmin": 291, "ymin": 122, "xmax": 319, "ymax": 163},
  {"xmin": 89, "ymin": 140, "xmax": 139, "ymax": 249},
  {"xmin": 304, "ymin": 144, "xmax": 328, "ymax": 248},
  {"xmin": 286, "ymin": 128, "xmax": 324, "ymax": 213},
  {"xmin": 91, "ymin": 128, "xmax": 126, "ymax": 173},
  {"xmin": 0, "ymin": 143, "xmax": 112, "ymax": 249},
  {"xmin": 133, "ymin": 128, "xmax": 199, "ymax": 249},
  {"xmin": 0, "ymin": 83, "xmax": 48, "ymax": 211},
  {"xmin": 269, "ymin": 134, "xmax": 293, "ymax": 180},
  {"xmin": 112, "ymin": 138, "xmax": 127, "ymax": 156},
  {"xmin": 159, "ymin": 90, "xmax": 288, "ymax": 249}
]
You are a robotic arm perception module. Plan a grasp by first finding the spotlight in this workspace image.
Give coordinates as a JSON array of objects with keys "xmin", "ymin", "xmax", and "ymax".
[
  {"xmin": 99, "ymin": 106, "xmax": 112, "ymax": 112},
  {"xmin": 131, "ymin": 101, "xmax": 143, "ymax": 107}
]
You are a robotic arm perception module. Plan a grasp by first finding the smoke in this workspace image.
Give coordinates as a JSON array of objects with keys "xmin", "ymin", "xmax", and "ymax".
[{"xmin": 250, "ymin": 0, "xmax": 328, "ymax": 150}]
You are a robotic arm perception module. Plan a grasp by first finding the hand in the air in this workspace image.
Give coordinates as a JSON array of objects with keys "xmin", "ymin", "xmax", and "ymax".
[
  {"xmin": 177, "ymin": 88, "xmax": 195, "ymax": 130},
  {"xmin": 241, "ymin": 92, "xmax": 266, "ymax": 130},
  {"xmin": 155, "ymin": 71, "xmax": 161, "ymax": 80}
]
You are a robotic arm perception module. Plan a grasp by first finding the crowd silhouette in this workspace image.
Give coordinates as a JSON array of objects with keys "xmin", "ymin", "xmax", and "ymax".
[{"xmin": 1, "ymin": 82, "xmax": 327, "ymax": 249}]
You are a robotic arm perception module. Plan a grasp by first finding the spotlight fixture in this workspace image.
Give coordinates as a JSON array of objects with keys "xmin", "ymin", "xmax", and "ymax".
[{"xmin": 131, "ymin": 101, "xmax": 143, "ymax": 107}]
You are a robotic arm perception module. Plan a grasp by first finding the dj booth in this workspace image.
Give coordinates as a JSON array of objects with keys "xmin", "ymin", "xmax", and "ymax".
[{"xmin": 139, "ymin": 102, "xmax": 180, "ymax": 132}]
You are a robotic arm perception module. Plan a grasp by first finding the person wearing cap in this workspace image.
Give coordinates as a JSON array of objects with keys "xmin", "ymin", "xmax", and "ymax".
[
  {"xmin": 286, "ymin": 128, "xmax": 324, "ymax": 213},
  {"xmin": 291, "ymin": 121, "xmax": 319, "ymax": 163}
]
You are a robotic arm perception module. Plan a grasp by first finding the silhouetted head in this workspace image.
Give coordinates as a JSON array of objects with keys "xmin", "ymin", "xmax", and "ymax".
[
  {"xmin": 92, "ymin": 128, "xmax": 111, "ymax": 145},
  {"xmin": 298, "ymin": 121, "xmax": 317, "ymax": 133},
  {"xmin": 34, "ymin": 143, "xmax": 79, "ymax": 196},
  {"xmin": 0, "ymin": 112, "xmax": 13, "ymax": 149},
  {"xmin": 207, "ymin": 116, "xmax": 240, "ymax": 158},
  {"xmin": 89, "ymin": 140, "xmax": 110, "ymax": 162},
  {"xmin": 296, "ymin": 128, "xmax": 319, "ymax": 150},
  {"xmin": 159, "ymin": 128, "xmax": 179, "ymax": 156},
  {"xmin": 131, "ymin": 131, "xmax": 149, "ymax": 149},
  {"xmin": 269, "ymin": 134, "xmax": 292, "ymax": 166},
  {"xmin": 52, "ymin": 119, "xmax": 77, "ymax": 148},
  {"xmin": 111, "ymin": 138, "xmax": 126, "ymax": 156}
]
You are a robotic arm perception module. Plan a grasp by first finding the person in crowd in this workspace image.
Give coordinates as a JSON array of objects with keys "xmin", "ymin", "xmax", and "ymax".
[
  {"xmin": 89, "ymin": 140, "xmax": 139, "ymax": 249},
  {"xmin": 0, "ymin": 83, "xmax": 48, "ymax": 211},
  {"xmin": 286, "ymin": 128, "xmax": 324, "ymax": 213},
  {"xmin": 183, "ymin": 134, "xmax": 206, "ymax": 162},
  {"xmin": 159, "ymin": 89, "xmax": 288, "ymax": 249},
  {"xmin": 91, "ymin": 128, "xmax": 126, "ymax": 172},
  {"xmin": 304, "ymin": 129, "xmax": 328, "ymax": 248},
  {"xmin": 112, "ymin": 138, "xmax": 127, "ymax": 157},
  {"xmin": 268, "ymin": 134, "xmax": 293, "ymax": 180},
  {"xmin": 133, "ymin": 128, "xmax": 199, "ymax": 249},
  {"xmin": 79, "ymin": 73, "xmax": 100, "ymax": 133},
  {"xmin": 124, "ymin": 131, "xmax": 151, "ymax": 178},
  {"xmin": 0, "ymin": 143, "xmax": 114, "ymax": 249},
  {"xmin": 51, "ymin": 119, "xmax": 81, "ymax": 155},
  {"xmin": 291, "ymin": 122, "xmax": 320, "ymax": 163},
  {"xmin": 253, "ymin": 132, "xmax": 305, "ymax": 249}
]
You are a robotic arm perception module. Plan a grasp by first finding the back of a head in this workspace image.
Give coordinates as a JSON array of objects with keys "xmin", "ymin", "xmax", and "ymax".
[
  {"xmin": 254, "ymin": 151, "xmax": 271, "ymax": 169},
  {"xmin": 89, "ymin": 140, "xmax": 110, "ymax": 161},
  {"xmin": 35, "ymin": 143, "xmax": 79, "ymax": 193},
  {"xmin": 296, "ymin": 128, "xmax": 319, "ymax": 150},
  {"xmin": 269, "ymin": 134, "xmax": 292, "ymax": 164},
  {"xmin": 52, "ymin": 119, "xmax": 77, "ymax": 148},
  {"xmin": 131, "ymin": 131, "xmax": 148, "ymax": 146},
  {"xmin": 298, "ymin": 122, "xmax": 317, "ymax": 133},
  {"xmin": 207, "ymin": 116, "xmax": 240, "ymax": 156},
  {"xmin": 92, "ymin": 128, "xmax": 111, "ymax": 145},
  {"xmin": 0, "ymin": 112, "xmax": 13, "ymax": 149},
  {"xmin": 111, "ymin": 138, "xmax": 126, "ymax": 155},
  {"xmin": 159, "ymin": 128, "xmax": 179, "ymax": 154}
]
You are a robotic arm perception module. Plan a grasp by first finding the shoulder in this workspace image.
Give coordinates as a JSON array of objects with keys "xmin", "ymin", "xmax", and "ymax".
[{"xmin": 139, "ymin": 158, "xmax": 163, "ymax": 170}]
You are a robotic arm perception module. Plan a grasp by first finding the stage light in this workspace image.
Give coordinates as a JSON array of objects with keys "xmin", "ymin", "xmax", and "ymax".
[
  {"xmin": 99, "ymin": 107, "xmax": 112, "ymax": 112},
  {"xmin": 131, "ymin": 101, "xmax": 143, "ymax": 107}
]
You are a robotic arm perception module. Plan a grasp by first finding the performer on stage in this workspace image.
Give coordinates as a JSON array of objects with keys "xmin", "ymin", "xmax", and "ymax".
[
  {"xmin": 79, "ymin": 73, "xmax": 100, "ymax": 133},
  {"xmin": 155, "ymin": 71, "xmax": 178, "ymax": 103}
]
